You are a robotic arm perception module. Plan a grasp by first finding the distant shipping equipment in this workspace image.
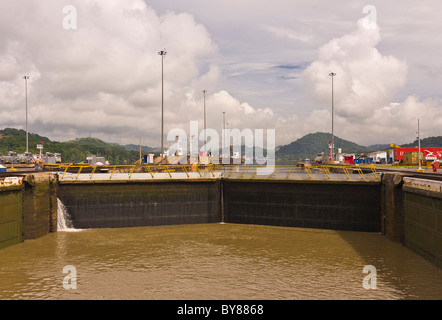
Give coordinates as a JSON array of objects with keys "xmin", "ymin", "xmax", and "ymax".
[
  {"xmin": 143, "ymin": 153, "xmax": 155, "ymax": 164},
  {"xmin": 394, "ymin": 147, "xmax": 442, "ymax": 162},
  {"xmin": 402, "ymin": 152, "xmax": 424, "ymax": 166}
]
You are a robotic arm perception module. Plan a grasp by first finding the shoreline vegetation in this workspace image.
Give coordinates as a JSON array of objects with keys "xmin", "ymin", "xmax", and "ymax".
[{"xmin": 1, "ymin": 127, "xmax": 442, "ymax": 165}]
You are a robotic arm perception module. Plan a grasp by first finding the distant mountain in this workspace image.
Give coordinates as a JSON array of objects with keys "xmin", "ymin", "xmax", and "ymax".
[
  {"xmin": 276, "ymin": 132, "xmax": 442, "ymax": 161},
  {"xmin": 3, "ymin": 127, "xmax": 441, "ymax": 164},
  {"xmin": 402, "ymin": 136, "xmax": 442, "ymax": 148},
  {"xmin": 0, "ymin": 128, "xmax": 157, "ymax": 164},
  {"xmin": 69, "ymin": 137, "xmax": 110, "ymax": 148},
  {"xmin": 367, "ymin": 144, "xmax": 391, "ymax": 151},
  {"xmin": 108, "ymin": 142, "xmax": 158, "ymax": 154},
  {"xmin": 276, "ymin": 132, "xmax": 371, "ymax": 160}
]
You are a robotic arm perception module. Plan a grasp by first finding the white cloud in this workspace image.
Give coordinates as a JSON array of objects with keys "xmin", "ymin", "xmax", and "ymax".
[
  {"xmin": 264, "ymin": 26, "xmax": 313, "ymax": 42},
  {"xmin": 300, "ymin": 17, "xmax": 442, "ymax": 146},
  {"xmin": 1, "ymin": 0, "xmax": 441, "ymax": 151},
  {"xmin": 0, "ymin": 0, "xmax": 286, "ymax": 148},
  {"xmin": 303, "ymin": 18, "xmax": 408, "ymax": 119},
  {"xmin": 0, "ymin": 0, "xmax": 221, "ymax": 145}
]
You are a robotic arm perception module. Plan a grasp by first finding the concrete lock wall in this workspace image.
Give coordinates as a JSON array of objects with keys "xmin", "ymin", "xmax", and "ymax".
[
  {"xmin": 0, "ymin": 185, "xmax": 23, "ymax": 249},
  {"xmin": 381, "ymin": 173, "xmax": 406, "ymax": 243},
  {"xmin": 403, "ymin": 180, "xmax": 442, "ymax": 268},
  {"xmin": 0, "ymin": 173, "xmax": 57, "ymax": 249},
  {"xmin": 57, "ymin": 180, "xmax": 221, "ymax": 229},
  {"xmin": 223, "ymin": 180, "xmax": 382, "ymax": 232},
  {"xmin": 22, "ymin": 173, "xmax": 58, "ymax": 239},
  {"xmin": 58, "ymin": 179, "xmax": 382, "ymax": 233}
]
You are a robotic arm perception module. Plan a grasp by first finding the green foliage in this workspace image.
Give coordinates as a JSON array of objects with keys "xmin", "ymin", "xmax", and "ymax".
[
  {"xmin": 3, "ymin": 127, "xmax": 441, "ymax": 164},
  {"xmin": 0, "ymin": 128, "xmax": 149, "ymax": 164},
  {"xmin": 112, "ymin": 143, "xmax": 156, "ymax": 154},
  {"xmin": 0, "ymin": 128, "xmax": 50, "ymax": 154},
  {"xmin": 276, "ymin": 132, "xmax": 442, "ymax": 160},
  {"xmin": 276, "ymin": 132, "xmax": 371, "ymax": 160},
  {"xmin": 402, "ymin": 136, "xmax": 442, "ymax": 148}
]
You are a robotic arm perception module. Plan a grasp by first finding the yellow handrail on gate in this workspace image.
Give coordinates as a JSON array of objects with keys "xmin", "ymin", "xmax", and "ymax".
[
  {"xmin": 269, "ymin": 166, "xmax": 279, "ymax": 178},
  {"xmin": 209, "ymin": 165, "xmax": 215, "ymax": 178},
  {"xmin": 182, "ymin": 165, "xmax": 190, "ymax": 178},
  {"xmin": 146, "ymin": 164, "xmax": 154, "ymax": 178},
  {"xmin": 251, "ymin": 166, "xmax": 260, "ymax": 179},
  {"xmin": 342, "ymin": 167, "xmax": 350, "ymax": 179},
  {"xmin": 75, "ymin": 166, "xmax": 83, "ymax": 180},
  {"xmin": 240, "ymin": 165, "xmax": 250, "ymax": 178},
  {"xmin": 356, "ymin": 167, "xmax": 364, "ymax": 180},
  {"xmin": 165, "ymin": 166, "xmax": 172, "ymax": 178},
  {"xmin": 110, "ymin": 166, "xmax": 117, "ymax": 179},
  {"xmin": 323, "ymin": 166, "xmax": 331, "ymax": 179},
  {"xmin": 90, "ymin": 166, "xmax": 97, "ymax": 179},
  {"xmin": 228, "ymin": 166, "xmax": 237, "ymax": 178},
  {"xmin": 285, "ymin": 166, "xmax": 295, "ymax": 179},
  {"xmin": 305, "ymin": 166, "xmax": 312, "ymax": 179},
  {"xmin": 62, "ymin": 166, "xmax": 70, "ymax": 179},
  {"xmin": 129, "ymin": 165, "xmax": 136, "ymax": 179},
  {"xmin": 369, "ymin": 165, "xmax": 378, "ymax": 179}
]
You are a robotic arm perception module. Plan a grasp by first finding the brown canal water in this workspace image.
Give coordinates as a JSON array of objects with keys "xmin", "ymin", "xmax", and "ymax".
[{"xmin": 0, "ymin": 223, "xmax": 441, "ymax": 300}]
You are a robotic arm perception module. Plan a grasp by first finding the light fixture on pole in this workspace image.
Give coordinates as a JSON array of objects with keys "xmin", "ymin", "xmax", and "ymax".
[
  {"xmin": 329, "ymin": 71, "xmax": 336, "ymax": 161},
  {"xmin": 223, "ymin": 111, "xmax": 226, "ymax": 144},
  {"xmin": 22, "ymin": 75, "xmax": 30, "ymax": 153},
  {"xmin": 203, "ymin": 89, "xmax": 207, "ymax": 155},
  {"xmin": 223, "ymin": 111, "xmax": 226, "ymax": 161},
  {"xmin": 417, "ymin": 119, "xmax": 421, "ymax": 170},
  {"xmin": 158, "ymin": 49, "xmax": 167, "ymax": 163}
]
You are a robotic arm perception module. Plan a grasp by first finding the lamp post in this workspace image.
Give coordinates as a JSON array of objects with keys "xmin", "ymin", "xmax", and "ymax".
[
  {"xmin": 23, "ymin": 75, "xmax": 30, "ymax": 153},
  {"xmin": 223, "ymin": 111, "xmax": 226, "ymax": 145},
  {"xmin": 417, "ymin": 119, "xmax": 421, "ymax": 170},
  {"xmin": 329, "ymin": 72, "xmax": 336, "ymax": 161},
  {"xmin": 158, "ymin": 49, "xmax": 167, "ymax": 163},
  {"xmin": 203, "ymin": 89, "xmax": 207, "ymax": 155},
  {"xmin": 223, "ymin": 111, "xmax": 226, "ymax": 161}
]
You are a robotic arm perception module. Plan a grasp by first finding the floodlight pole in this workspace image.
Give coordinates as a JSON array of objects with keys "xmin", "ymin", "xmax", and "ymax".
[
  {"xmin": 329, "ymin": 72, "xmax": 336, "ymax": 161},
  {"xmin": 23, "ymin": 75, "xmax": 30, "ymax": 153},
  {"xmin": 203, "ymin": 89, "xmax": 207, "ymax": 155},
  {"xmin": 158, "ymin": 49, "xmax": 167, "ymax": 163},
  {"xmin": 223, "ymin": 111, "xmax": 226, "ymax": 146},
  {"xmin": 418, "ymin": 119, "xmax": 421, "ymax": 170}
]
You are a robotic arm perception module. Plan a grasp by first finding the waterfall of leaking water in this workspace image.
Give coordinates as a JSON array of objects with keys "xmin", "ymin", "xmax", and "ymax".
[{"xmin": 57, "ymin": 198, "xmax": 81, "ymax": 232}]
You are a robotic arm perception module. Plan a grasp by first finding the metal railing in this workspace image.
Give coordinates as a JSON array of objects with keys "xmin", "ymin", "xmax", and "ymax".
[
  {"xmin": 53, "ymin": 163, "xmax": 381, "ymax": 182},
  {"xmin": 51, "ymin": 163, "xmax": 218, "ymax": 181},
  {"xmin": 223, "ymin": 164, "xmax": 379, "ymax": 181}
]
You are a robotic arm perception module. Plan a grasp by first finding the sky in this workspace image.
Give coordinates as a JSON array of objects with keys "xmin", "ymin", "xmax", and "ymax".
[{"xmin": 0, "ymin": 0, "xmax": 441, "ymax": 150}]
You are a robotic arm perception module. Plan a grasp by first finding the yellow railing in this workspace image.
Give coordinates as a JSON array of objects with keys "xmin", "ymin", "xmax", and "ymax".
[
  {"xmin": 54, "ymin": 163, "xmax": 380, "ymax": 181},
  {"xmin": 56, "ymin": 163, "xmax": 220, "ymax": 180}
]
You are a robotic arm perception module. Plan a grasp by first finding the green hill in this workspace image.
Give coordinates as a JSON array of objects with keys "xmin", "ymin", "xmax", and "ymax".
[
  {"xmin": 402, "ymin": 136, "xmax": 442, "ymax": 148},
  {"xmin": 276, "ymin": 132, "xmax": 371, "ymax": 160},
  {"xmin": 108, "ymin": 142, "xmax": 158, "ymax": 154},
  {"xmin": 3, "ymin": 127, "xmax": 441, "ymax": 164},
  {"xmin": 276, "ymin": 132, "xmax": 442, "ymax": 161},
  {"xmin": 0, "ymin": 128, "xmax": 154, "ymax": 164}
]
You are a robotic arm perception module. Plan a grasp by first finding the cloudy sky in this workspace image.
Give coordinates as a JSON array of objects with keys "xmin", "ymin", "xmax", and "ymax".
[{"xmin": 0, "ymin": 0, "xmax": 441, "ymax": 150}]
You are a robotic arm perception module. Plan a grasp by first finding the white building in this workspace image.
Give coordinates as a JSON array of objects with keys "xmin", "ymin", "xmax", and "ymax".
[{"xmin": 367, "ymin": 151, "xmax": 387, "ymax": 163}]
